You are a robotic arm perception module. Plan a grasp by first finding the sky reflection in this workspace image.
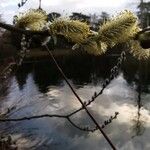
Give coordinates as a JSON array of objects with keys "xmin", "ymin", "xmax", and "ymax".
[{"xmin": 0, "ymin": 59, "xmax": 150, "ymax": 150}]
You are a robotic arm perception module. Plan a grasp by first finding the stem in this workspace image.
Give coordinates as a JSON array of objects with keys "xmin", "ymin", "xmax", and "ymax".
[
  {"xmin": 0, "ymin": 22, "xmax": 49, "ymax": 36},
  {"xmin": 44, "ymin": 44, "xmax": 117, "ymax": 150}
]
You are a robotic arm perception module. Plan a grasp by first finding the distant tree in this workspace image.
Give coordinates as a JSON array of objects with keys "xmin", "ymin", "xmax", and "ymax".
[
  {"xmin": 89, "ymin": 13, "xmax": 99, "ymax": 31},
  {"xmin": 137, "ymin": 0, "xmax": 150, "ymax": 28},
  {"xmin": 70, "ymin": 12, "xmax": 90, "ymax": 23},
  {"xmin": 47, "ymin": 12, "xmax": 61, "ymax": 22},
  {"xmin": 90, "ymin": 12, "xmax": 110, "ymax": 31},
  {"xmin": 99, "ymin": 11, "xmax": 110, "ymax": 25},
  {"xmin": 100, "ymin": 12, "xmax": 109, "ymax": 21}
]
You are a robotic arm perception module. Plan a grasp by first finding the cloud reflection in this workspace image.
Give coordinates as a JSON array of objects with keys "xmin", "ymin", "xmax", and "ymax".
[{"xmin": 1, "ymin": 70, "xmax": 150, "ymax": 149}]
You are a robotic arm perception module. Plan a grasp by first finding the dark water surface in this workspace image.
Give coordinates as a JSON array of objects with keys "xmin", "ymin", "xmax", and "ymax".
[{"xmin": 0, "ymin": 55, "xmax": 150, "ymax": 150}]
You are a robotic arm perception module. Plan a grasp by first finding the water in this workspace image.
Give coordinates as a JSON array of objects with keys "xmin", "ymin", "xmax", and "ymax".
[{"xmin": 0, "ymin": 55, "xmax": 150, "ymax": 150}]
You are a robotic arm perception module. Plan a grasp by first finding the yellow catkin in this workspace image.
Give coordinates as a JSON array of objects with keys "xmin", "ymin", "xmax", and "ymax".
[
  {"xmin": 98, "ymin": 10, "xmax": 140, "ymax": 47},
  {"xmin": 83, "ymin": 41, "xmax": 107, "ymax": 55},
  {"xmin": 49, "ymin": 19, "xmax": 90, "ymax": 43},
  {"xmin": 14, "ymin": 9, "xmax": 150, "ymax": 59},
  {"xmin": 129, "ymin": 40, "xmax": 150, "ymax": 60},
  {"xmin": 15, "ymin": 9, "xmax": 47, "ymax": 31},
  {"xmin": 72, "ymin": 37, "xmax": 108, "ymax": 55}
]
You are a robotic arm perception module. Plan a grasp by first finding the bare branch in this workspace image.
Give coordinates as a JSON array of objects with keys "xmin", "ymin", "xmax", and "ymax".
[
  {"xmin": 0, "ymin": 112, "xmax": 119, "ymax": 133},
  {"xmin": 67, "ymin": 112, "xmax": 119, "ymax": 132},
  {"xmin": 135, "ymin": 27, "xmax": 150, "ymax": 39},
  {"xmin": 0, "ymin": 114, "xmax": 67, "ymax": 122},
  {"xmin": 67, "ymin": 117, "xmax": 95, "ymax": 132},
  {"xmin": 68, "ymin": 51, "xmax": 126, "ymax": 117},
  {"xmin": 0, "ymin": 20, "xmax": 128, "ymax": 150},
  {"xmin": 0, "ymin": 62, "xmax": 16, "ymax": 80},
  {"xmin": 44, "ymin": 45, "xmax": 117, "ymax": 150},
  {"xmin": 0, "ymin": 21, "xmax": 149, "ymax": 38},
  {"xmin": 0, "ymin": 22, "xmax": 49, "ymax": 36},
  {"xmin": 18, "ymin": 0, "xmax": 28, "ymax": 8}
]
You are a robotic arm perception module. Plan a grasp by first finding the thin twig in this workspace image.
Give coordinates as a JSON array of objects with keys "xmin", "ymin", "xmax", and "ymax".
[
  {"xmin": 67, "ymin": 117, "xmax": 93, "ymax": 132},
  {"xmin": 68, "ymin": 51, "xmax": 126, "ymax": 117},
  {"xmin": 0, "ymin": 63, "xmax": 16, "ymax": 77},
  {"xmin": 0, "ymin": 114, "xmax": 67, "ymax": 122},
  {"xmin": 67, "ymin": 112, "xmax": 119, "ymax": 132},
  {"xmin": 18, "ymin": 0, "xmax": 28, "ymax": 8},
  {"xmin": 44, "ymin": 44, "xmax": 117, "ymax": 150},
  {"xmin": 0, "ymin": 43, "xmax": 121, "ymax": 149},
  {"xmin": 0, "ymin": 111, "xmax": 119, "ymax": 134}
]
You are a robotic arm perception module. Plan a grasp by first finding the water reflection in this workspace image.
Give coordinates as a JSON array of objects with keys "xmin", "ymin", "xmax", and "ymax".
[
  {"xmin": 0, "ymin": 55, "xmax": 150, "ymax": 150},
  {"xmin": 131, "ymin": 62, "xmax": 148, "ymax": 138},
  {"xmin": 15, "ymin": 64, "xmax": 32, "ymax": 90}
]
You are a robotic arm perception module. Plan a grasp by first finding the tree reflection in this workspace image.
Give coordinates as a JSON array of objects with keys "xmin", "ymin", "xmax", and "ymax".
[
  {"xmin": 132, "ymin": 63, "xmax": 147, "ymax": 138},
  {"xmin": 132, "ymin": 84, "xmax": 145, "ymax": 138},
  {"xmin": 15, "ymin": 64, "xmax": 32, "ymax": 90}
]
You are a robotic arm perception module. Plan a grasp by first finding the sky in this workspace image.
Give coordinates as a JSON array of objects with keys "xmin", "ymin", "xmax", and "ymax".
[{"xmin": 0, "ymin": 0, "xmax": 147, "ymax": 23}]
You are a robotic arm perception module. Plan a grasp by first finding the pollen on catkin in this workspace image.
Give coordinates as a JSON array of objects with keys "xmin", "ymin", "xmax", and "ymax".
[
  {"xmin": 15, "ymin": 9, "xmax": 47, "ymax": 31},
  {"xmin": 48, "ymin": 18, "xmax": 90, "ymax": 43},
  {"xmin": 98, "ymin": 10, "xmax": 140, "ymax": 47},
  {"xmin": 129, "ymin": 40, "xmax": 150, "ymax": 60}
]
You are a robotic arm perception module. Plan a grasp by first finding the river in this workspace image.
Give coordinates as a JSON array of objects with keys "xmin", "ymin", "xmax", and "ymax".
[{"xmin": 0, "ymin": 54, "xmax": 150, "ymax": 150}]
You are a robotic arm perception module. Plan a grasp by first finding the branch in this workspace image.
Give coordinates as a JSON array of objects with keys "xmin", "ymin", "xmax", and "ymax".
[
  {"xmin": 0, "ymin": 114, "xmax": 67, "ymax": 122},
  {"xmin": 0, "ymin": 22, "xmax": 49, "ymax": 36},
  {"xmin": 0, "ymin": 62, "xmax": 16, "ymax": 80},
  {"xmin": 44, "ymin": 45, "xmax": 117, "ymax": 150},
  {"xmin": 0, "ymin": 21, "xmax": 122, "ymax": 149},
  {"xmin": 68, "ymin": 51, "xmax": 126, "ymax": 117},
  {"xmin": 135, "ymin": 27, "xmax": 150, "ymax": 39},
  {"xmin": 67, "ymin": 117, "xmax": 95, "ymax": 132},
  {"xmin": 18, "ymin": 0, "xmax": 28, "ymax": 8},
  {"xmin": 0, "ymin": 22, "xmax": 149, "ymax": 38},
  {"xmin": 0, "ymin": 112, "xmax": 119, "ymax": 133},
  {"xmin": 67, "ymin": 112, "xmax": 119, "ymax": 132}
]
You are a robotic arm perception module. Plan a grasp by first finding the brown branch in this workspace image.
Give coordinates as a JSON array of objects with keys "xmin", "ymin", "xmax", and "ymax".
[
  {"xmin": 69, "ymin": 118, "xmax": 95, "ymax": 132},
  {"xmin": 67, "ymin": 117, "xmax": 95, "ymax": 132},
  {"xmin": 0, "ymin": 111, "xmax": 119, "ymax": 134},
  {"xmin": 134, "ymin": 27, "xmax": 150, "ymax": 39},
  {"xmin": 68, "ymin": 51, "xmax": 126, "ymax": 117},
  {"xmin": 67, "ymin": 112, "xmax": 119, "ymax": 132},
  {"xmin": 0, "ymin": 22, "xmax": 49, "ymax": 36},
  {"xmin": 44, "ymin": 45, "xmax": 117, "ymax": 150},
  {"xmin": 0, "ymin": 22, "xmax": 149, "ymax": 38},
  {"xmin": 0, "ymin": 62, "xmax": 16, "ymax": 78},
  {"xmin": 0, "ymin": 114, "xmax": 67, "ymax": 122},
  {"xmin": 18, "ymin": 0, "xmax": 28, "ymax": 8},
  {"xmin": 0, "ymin": 21, "xmax": 122, "ymax": 149}
]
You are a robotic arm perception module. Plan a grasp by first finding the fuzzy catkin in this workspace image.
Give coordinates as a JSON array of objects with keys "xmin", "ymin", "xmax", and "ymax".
[
  {"xmin": 129, "ymin": 40, "xmax": 150, "ymax": 60},
  {"xmin": 14, "ymin": 9, "xmax": 150, "ymax": 60},
  {"xmin": 15, "ymin": 9, "xmax": 47, "ymax": 31},
  {"xmin": 98, "ymin": 10, "xmax": 140, "ymax": 47},
  {"xmin": 48, "ymin": 19, "xmax": 90, "ymax": 43}
]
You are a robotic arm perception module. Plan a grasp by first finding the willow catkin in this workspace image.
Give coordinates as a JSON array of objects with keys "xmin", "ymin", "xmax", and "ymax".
[
  {"xmin": 49, "ymin": 19, "xmax": 90, "ymax": 43},
  {"xmin": 72, "ymin": 39, "xmax": 108, "ymax": 55},
  {"xmin": 98, "ymin": 10, "xmax": 140, "ymax": 47},
  {"xmin": 15, "ymin": 9, "xmax": 47, "ymax": 31},
  {"xmin": 82, "ymin": 40, "xmax": 107, "ymax": 55},
  {"xmin": 14, "ymin": 9, "xmax": 150, "ymax": 59},
  {"xmin": 129, "ymin": 40, "xmax": 150, "ymax": 60}
]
